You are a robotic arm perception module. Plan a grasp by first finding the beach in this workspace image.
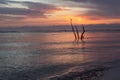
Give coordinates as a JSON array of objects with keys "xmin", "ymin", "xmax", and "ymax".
[
  {"xmin": 0, "ymin": 27, "xmax": 120, "ymax": 80},
  {"xmin": 0, "ymin": 0, "xmax": 120, "ymax": 79}
]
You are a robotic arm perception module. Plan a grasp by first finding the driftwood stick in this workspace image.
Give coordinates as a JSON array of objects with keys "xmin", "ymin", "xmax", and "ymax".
[
  {"xmin": 74, "ymin": 26, "xmax": 80, "ymax": 40},
  {"xmin": 81, "ymin": 25, "xmax": 85, "ymax": 40},
  {"xmin": 70, "ymin": 19, "xmax": 77, "ymax": 40}
]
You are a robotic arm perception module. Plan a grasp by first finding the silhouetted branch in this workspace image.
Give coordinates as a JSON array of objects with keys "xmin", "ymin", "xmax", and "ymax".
[
  {"xmin": 74, "ymin": 26, "xmax": 80, "ymax": 40},
  {"xmin": 70, "ymin": 19, "xmax": 77, "ymax": 40},
  {"xmin": 81, "ymin": 25, "xmax": 86, "ymax": 40}
]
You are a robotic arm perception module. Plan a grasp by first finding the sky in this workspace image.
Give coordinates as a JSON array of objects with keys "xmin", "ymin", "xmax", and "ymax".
[{"xmin": 0, "ymin": 0, "xmax": 120, "ymax": 27}]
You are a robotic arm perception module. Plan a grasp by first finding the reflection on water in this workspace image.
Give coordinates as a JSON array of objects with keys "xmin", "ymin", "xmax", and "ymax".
[
  {"xmin": 0, "ymin": 32, "xmax": 120, "ymax": 80},
  {"xmin": 48, "ymin": 54, "xmax": 85, "ymax": 64}
]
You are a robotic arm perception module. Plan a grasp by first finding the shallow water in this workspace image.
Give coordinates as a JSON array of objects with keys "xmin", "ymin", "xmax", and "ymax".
[{"xmin": 0, "ymin": 31, "xmax": 120, "ymax": 80}]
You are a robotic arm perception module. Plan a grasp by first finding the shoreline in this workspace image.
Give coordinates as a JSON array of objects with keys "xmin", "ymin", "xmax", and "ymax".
[
  {"xmin": 49, "ymin": 67, "xmax": 110, "ymax": 80},
  {"xmin": 49, "ymin": 64, "xmax": 120, "ymax": 80},
  {"xmin": 100, "ymin": 66, "xmax": 120, "ymax": 80}
]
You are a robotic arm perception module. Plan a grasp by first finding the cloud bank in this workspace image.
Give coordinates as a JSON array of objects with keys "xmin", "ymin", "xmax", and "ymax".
[
  {"xmin": 64, "ymin": 0, "xmax": 120, "ymax": 20},
  {"xmin": 0, "ymin": 0, "xmax": 65, "ymax": 21}
]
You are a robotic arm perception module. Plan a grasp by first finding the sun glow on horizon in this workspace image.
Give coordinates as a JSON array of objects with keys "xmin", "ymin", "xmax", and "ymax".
[{"xmin": 77, "ymin": 18, "xmax": 83, "ymax": 22}]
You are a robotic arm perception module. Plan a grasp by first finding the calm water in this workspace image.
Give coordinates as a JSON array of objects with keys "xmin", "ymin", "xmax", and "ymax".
[{"xmin": 0, "ymin": 31, "xmax": 120, "ymax": 80}]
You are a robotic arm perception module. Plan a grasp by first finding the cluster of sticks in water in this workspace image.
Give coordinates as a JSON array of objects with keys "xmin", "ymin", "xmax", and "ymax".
[{"xmin": 70, "ymin": 19, "xmax": 85, "ymax": 41}]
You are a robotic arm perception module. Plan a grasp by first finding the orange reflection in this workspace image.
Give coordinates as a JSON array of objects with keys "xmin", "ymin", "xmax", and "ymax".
[{"xmin": 48, "ymin": 54, "xmax": 85, "ymax": 64}]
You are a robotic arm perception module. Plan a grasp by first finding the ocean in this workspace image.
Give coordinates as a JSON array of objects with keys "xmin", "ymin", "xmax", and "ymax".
[{"xmin": 0, "ymin": 26, "xmax": 120, "ymax": 80}]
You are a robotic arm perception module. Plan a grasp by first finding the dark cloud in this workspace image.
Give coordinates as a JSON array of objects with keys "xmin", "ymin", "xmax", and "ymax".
[
  {"xmin": 0, "ymin": 15, "xmax": 26, "ymax": 21},
  {"xmin": 0, "ymin": 7, "xmax": 45, "ymax": 17},
  {"xmin": 22, "ymin": 1, "xmax": 63, "ymax": 15},
  {"xmin": 64, "ymin": 0, "xmax": 89, "ymax": 3},
  {"xmin": 0, "ymin": 1, "xmax": 65, "ymax": 20},
  {"xmin": 0, "ymin": 0, "xmax": 8, "ymax": 4},
  {"xmin": 64, "ymin": 0, "xmax": 120, "ymax": 19}
]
